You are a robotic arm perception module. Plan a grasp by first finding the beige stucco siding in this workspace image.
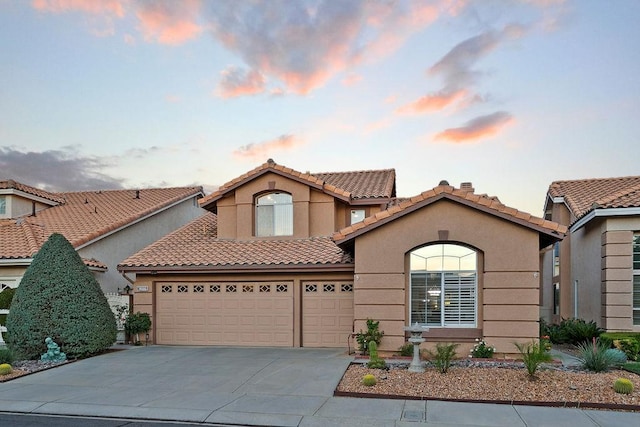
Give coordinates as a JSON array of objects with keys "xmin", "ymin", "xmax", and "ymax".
[{"xmin": 350, "ymin": 199, "xmax": 542, "ymax": 354}]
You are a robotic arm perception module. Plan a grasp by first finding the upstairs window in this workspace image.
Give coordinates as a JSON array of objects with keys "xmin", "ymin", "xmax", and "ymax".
[
  {"xmin": 255, "ymin": 192, "xmax": 293, "ymax": 237},
  {"xmin": 0, "ymin": 196, "xmax": 5, "ymax": 216},
  {"xmin": 350, "ymin": 209, "xmax": 365, "ymax": 224},
  {"xmin": 410, "ymin": 244, "xmax": 477, "ymax": 327}
]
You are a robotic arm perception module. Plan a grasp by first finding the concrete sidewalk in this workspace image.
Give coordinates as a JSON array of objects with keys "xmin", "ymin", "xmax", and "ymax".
[{"xmin": 0, "ymin": 346, "xmax": 638, "ymax": 426}]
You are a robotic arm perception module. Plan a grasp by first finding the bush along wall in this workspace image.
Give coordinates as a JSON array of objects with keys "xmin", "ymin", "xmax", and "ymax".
[{"xmin": 5, "ymin": 233, "xmax": 117, "ymax": 360}]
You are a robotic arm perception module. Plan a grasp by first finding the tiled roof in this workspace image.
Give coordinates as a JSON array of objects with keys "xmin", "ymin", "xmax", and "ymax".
[
  {"xmin": 548, "ymin": 176, "xmax": 640, "ymax": 218},
  {"xmin": 119, "ymin": 213, "xmax": 354, "ymax": 271},
  {"xmin": 312, "ymin": 169, "xmax": 396, "ymax": 199},
  {"xmin": 199, "ymin": 159, "xmax": 395, "ymax": 209},
  {"xmin": 0, "ymin": 179, "xmax": 65, "ymax": 204},
  {"xmin": 0, "ymin": 186, "xmax": 203, "ymax": 262},
  {"xmin": 333, "ymin": 184, "xmax": 567, "ymax": 243}
]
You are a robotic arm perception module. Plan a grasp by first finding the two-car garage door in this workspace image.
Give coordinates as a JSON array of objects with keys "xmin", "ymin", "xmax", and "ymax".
[{"xmin": 155, "ymin": 281, "xmax": 353, "ymax": 347}]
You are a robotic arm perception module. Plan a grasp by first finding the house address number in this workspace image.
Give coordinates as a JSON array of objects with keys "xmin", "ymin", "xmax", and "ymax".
[{"xmin": 136, "ymin": 286, "xmax": 149, "ymax": 292}]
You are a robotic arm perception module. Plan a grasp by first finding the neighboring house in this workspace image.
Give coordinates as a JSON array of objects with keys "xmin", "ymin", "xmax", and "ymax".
[
  {"xmin": 119, "ymin": 159, "xmax": 565, "ymax": 354},
  {"xmin": 541, "ymin": 176, "xmax": 640, "ymax": 332},
  {"xmin": 0, "ymin": 179, "xmax": 205, "ymax": 294}
]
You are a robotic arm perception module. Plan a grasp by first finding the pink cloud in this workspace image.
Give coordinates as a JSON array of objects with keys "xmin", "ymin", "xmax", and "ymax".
[
  {"xmin": 32, "ymin": 0, "xmax": 125, "ymax": 16},
  {"xmin": 218, "ymin": 67, "xmax": 266, "ymax": 98},
  {"xmin": 233, "ymin": 134, "xmax": 303, "ymax": 159},
  {"xmin": 136, "ymin": 0, "xmax": 202, "ymax": 45},
  {"xmin": 433, "ymin": 111, "xmax": 514, "ymax": 143},
  {"xmin": 397, "ymin": 89, "xmax": 467, "ymax": 114},
  {"xmin": 208, "ymin": 1, "xmax": 447, "ymax": 95},
  {"xmin": 342, "ymin": 73, "xmax": 362, "ymax": 87}
]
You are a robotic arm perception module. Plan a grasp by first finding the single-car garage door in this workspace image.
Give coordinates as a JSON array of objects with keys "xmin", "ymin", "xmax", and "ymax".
[
  {"xmin": 155, "ymin": 281, "xmax": 294, "ymax": 346},
  {"xmin": 302, "ymin": 281, "xmax": 354, "ymax": 347}
]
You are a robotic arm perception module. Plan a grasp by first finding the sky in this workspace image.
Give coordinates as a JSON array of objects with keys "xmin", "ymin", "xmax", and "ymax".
[{"xmin": 1, "ymin": 0, "xmax": 639, "ymax": 216}]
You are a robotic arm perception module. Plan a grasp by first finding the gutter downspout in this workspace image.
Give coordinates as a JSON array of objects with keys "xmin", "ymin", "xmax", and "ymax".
[
  {"xmin": 121, "ymin": 271, "xmax": 135, "ymax": 286},
  {"xmin": 574, "ymin": 280, "xmax": 578, "ymax": 318}
]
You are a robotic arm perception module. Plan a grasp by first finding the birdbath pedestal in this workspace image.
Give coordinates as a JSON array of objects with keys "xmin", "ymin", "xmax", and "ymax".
[{"xmin": 404, "ymin": 323, "xmax": 428, "ymax": 373}]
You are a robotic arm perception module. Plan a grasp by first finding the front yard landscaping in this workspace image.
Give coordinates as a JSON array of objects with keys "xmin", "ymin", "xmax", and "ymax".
[{"xmin": 336, "ymin": 360, "xmax": 640, "ymax": 409}]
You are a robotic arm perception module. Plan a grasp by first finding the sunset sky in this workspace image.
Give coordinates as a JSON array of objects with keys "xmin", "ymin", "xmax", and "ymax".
[{"xmin": 1, "ymin": 0, "xmax": 638, "ymax": 216}]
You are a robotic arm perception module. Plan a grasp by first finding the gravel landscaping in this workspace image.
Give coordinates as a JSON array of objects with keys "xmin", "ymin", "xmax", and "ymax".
[{"xmin": 337, "ymin": 360, "xmax": 640, "ymax": 409}]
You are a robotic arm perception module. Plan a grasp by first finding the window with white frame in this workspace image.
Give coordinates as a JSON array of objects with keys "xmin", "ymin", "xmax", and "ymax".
[
  {"xmin": 552, "ymin": 242, "xmax": 560, "ymax": 277},
  {"xmin": 410, "ymin": 244, "xmax": 477, "ymax": 327},
  {"xmin": 0, "ymin": 196, "xmax": 6, "ymax": 216},
  {"xmin": 633, "ymin": 234, "xmax": 640, "ymax": 325},
  {"xmin": 255, "ymin": 192, "xmax": 293, "ymax": 237}
]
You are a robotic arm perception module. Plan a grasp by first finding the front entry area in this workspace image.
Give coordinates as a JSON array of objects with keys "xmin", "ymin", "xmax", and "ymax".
[{"xmin": 154, "ymin": 280, "xmax": 354, "ymax": 347}]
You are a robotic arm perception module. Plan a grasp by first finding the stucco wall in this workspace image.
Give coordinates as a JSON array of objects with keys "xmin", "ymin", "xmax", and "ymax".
[
  {"xmin": 571, "ymin": 220, "xmax": 604, "ymax": 323},
  {"xmin": 351, "ymin": 199, "xmax": 542, "ymax": 354},
  {"xmin": 2, "ymin": 194, "xmax": 51, "ymax": 219},
  {"xmin": 79, "ymin": 197, "xmax": 204, "ymax": 293}
]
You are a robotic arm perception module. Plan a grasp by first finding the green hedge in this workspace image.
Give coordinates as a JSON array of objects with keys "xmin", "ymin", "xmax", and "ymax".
[
  {"xmin": 600, "ymin": 332, "xmax": 640, "ymax": 361},
  {"xmin": 5, "ymin": 233, "xmax": 116, "ymax": 359}
]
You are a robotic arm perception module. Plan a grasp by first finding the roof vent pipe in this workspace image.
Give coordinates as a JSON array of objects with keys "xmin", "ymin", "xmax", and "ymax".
[{"xmin": 135, "ymin": 190, "xmax": 140, "ymax": 199}]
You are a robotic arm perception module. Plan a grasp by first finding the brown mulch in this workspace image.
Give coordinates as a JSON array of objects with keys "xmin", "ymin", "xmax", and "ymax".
[{"xmin": 337, "ymin": 363, "xmax": 640, "ymax": 409}]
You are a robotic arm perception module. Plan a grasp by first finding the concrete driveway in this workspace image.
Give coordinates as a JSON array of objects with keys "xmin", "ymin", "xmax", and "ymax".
[
  {"xmin": 1, "ymin": 346, "xmax": 640, "ymax": 426},
  {"xmin": 0, "ymin": 346, "xmax": 352, "ymax": 426}
]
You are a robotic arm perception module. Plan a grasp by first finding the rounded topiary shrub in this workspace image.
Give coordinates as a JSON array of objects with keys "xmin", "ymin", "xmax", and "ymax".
[{"xmin": 5, "ymin": 233, "xmax": 117, "ymax": 360}]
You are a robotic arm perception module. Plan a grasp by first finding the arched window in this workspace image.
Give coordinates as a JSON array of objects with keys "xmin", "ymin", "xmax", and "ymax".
[
  {"xmin": 255, "ymin": 192, "xmax": 293, "ymax": 237},
  {"xmin": 409, "ymin": 244, "xmax": 477, "ymax": 327}
]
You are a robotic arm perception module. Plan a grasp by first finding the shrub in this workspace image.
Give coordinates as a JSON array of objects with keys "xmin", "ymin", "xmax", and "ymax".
[
  {"xmin": 613, "ymin": 378, "xmax": 634, "ymax": 395},
  {"xmin": 470, "ymin": 339, "xmax": 495, "ymax": 358},
  {"xmin": 0, "ymin": 347, "xmax": 15, "ymax": 365},
  {"xmin": 355, "ymin": 319, "xmax": 384, "ymax": 355},
  {"xmin": 425, "ymin": 343, "xmax": 458, "ymax": 374},
  {"xmin": 125, "ymin": 312, "xmax": 152, "ymax": 344},
  {"xmin": 599, "ymin": 332, "xmax": 640, "ymax": 349},
  {"xmin": 577, "ymin": 339, "xmax": 616, "ymax": 372},
  {"xmin": 514, "ymin": 341, "xmax": 552, "ymax": 379},
  {"xmin": 0, "ymin": 287, "xmax": 15, "ymax": 326},
  {"xmin": 5, "ymin": 233, "xmax": 117, "ymax": 359},
  {"xmin": 0, "ymin": 363, "xmax": 12, "ymax": 375},
  {"xmin": 544, "ymin": 318, "xmax": 603, "ymax": 345},
  {"xmin": 616, "ymin": 338, "xmax": 640, "ymax": 362},
  {"xmin": 398, "ymin": 342, "xmax": 414, "ymax": 357},
  {"xmin": 362, "ymin": 374, "xmax": 377, "ymax": 386},
  {"xmin": 604, "ymin": 348, "xmax": 628, "ymax": 367}
]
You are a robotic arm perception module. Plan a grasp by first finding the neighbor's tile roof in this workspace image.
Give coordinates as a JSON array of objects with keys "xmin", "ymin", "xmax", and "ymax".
[
  {"xmin": 199, "ymin": 159, "xmax": 395, "ymax": 209},
  {"xmin": 312, "ymin": 169, "xmax": 396, "ymax": 199},
  {"xmin": 333, "ymin": 183, "xmax": 567, "ymax": 243},
  {"xmin": 0, "ymin": 186, "xmax": 203, "ymax": 262},
  {"xmin": 0, "ymin": 179, "xmax": 65, "ymax": 204},
  {"xmin": 548, "ymin": 176, "xmax": 640, "ymax": 219},
  {"xmin": 119, "ymin": 212, "xmax": 353, "ymax": 271}
]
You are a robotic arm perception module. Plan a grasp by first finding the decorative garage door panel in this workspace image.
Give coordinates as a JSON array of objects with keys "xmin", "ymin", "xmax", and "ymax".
[
  {"xmin": 303, "ymin": 281, "xmax": 354, "ymax": 347},
  {"xmin": 156, "ymin": 282, "xmax": 293, "ymax": 346}
]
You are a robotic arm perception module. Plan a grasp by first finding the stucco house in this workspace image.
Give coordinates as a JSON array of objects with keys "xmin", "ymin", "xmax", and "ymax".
[
  {"xmin": 0, "ymin": 179, "xmax": 204, "ymax": 294},
  {"xmin": 119, "ymin": 160, "xmax": 565, "ymax": 354},
  {"xmin": 541, "ymin": 176, "xmax": 640, "ymax": 332}
]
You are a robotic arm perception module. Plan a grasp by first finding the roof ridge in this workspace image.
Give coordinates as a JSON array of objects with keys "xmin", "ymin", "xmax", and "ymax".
[
  {"xmin": 61, "ymin": 186, "xmax": 202, "ymax": 196},
  {"xmin": 0, "ymin": 179, "xmax": 66, "ymax": 204},
  {"xmin": 551, "ymin": 175, "xmax": 640, "ymax": 186},
  {"xmin": 333, "ymin": 183, "xmax": 566, "ymax": 242},
  {"xmin": 312, "ymin": 168, "xmax": 396, "ymax": 175}
]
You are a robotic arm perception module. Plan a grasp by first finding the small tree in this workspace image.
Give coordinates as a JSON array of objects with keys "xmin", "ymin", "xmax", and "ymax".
[
  {"xmin": 125, "ymin": 312, "xmax": 151, "ymax": 344},
  {"xmin": 6, "ymin": 233, "xmax": 116, "ymax": 359}
]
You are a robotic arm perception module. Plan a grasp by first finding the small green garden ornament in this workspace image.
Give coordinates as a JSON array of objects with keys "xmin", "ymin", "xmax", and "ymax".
[{"xmin": 41, "ymin": 337, "xmax": 66, "ymax": 362}]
